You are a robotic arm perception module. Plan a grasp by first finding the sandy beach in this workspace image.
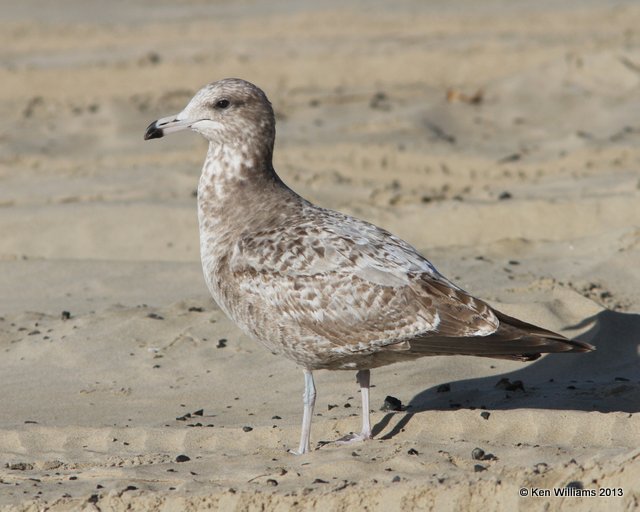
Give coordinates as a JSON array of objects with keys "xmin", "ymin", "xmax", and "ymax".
[{"xmin": 1, "ymin": 1, "xmax": 639, "ymax": 510}]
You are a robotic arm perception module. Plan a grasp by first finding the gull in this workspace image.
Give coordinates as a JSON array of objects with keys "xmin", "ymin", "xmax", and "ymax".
[{"xmin": 144, "ymin": 78, "xmax": 594, "ymax": 454}]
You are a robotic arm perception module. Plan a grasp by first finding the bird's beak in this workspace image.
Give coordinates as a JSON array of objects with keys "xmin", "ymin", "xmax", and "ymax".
[{"xmin": 144, "ymin": 113, "xmax": 193, "ymax": 140}]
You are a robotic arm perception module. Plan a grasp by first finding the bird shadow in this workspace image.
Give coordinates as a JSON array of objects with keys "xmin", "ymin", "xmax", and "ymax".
[{"xmin": 374, "ymin": 309, "xmax": 640, "ymax": 440}]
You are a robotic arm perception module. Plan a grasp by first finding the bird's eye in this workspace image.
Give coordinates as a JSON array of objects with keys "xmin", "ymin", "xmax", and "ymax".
[{"xmin": 215, "ymin": 99, "xmax": 230, "ymax": 109}]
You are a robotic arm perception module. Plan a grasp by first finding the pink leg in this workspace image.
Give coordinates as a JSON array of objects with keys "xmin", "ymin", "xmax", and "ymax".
[
  {"xmin": 336, "ymin": 369, "xmax": 372, "ymax": 444},
  {"xmin": 290, "ymin": 369, "xmax": 316, "ymax": 455}
]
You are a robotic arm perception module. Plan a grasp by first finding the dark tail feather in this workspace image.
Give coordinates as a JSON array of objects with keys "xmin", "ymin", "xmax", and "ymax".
[{"xmin": 408, "ymin": 308, "xmax": 595, "ymax": 361}]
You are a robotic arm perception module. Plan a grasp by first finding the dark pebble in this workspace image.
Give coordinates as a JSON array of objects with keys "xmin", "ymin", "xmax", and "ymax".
[
  {"xmin": 474, "ymin": 464, "xmax": 487, "ymax": 472},
  {"xmin": 369, "ymin": 91, "xmax": 391, "ymax": 111},
  {"xmin": 480, "ymin": 411, "xmax": 491, "ymax": 420},
  {"xmin": 497, "ymin": 153, "xmax": 521, "ymax": 164},
  {"xmin": 61, "ymin": 311, "xmax": 71, "ymax": 320},
  {"xmin": 327, "ymin": 404, "xmax": 338, "ymax": 410},
  {"xmin": 193, "ymin": 409, "xmax": 204, "ymax": 416},
  {"xmin": 344, "ymin": 403, "xmax": 351, "ymax": 408},
  {"xmin": 216, "ymin": 338, "xmax": 227, "ymax": 348},
  {"xmin": 188, "ymin": 307, "xmax": 204, "ymax": 312},
  {"xmin": 69, "ymin": 476, "xmax": 77, "ymax": 480},
  {"xmin": 381, "ymin": 395, "xmax": 403, "ymax": 412},
  {"xmin": 272, "ymin": 415, "xmax": 282, "ymax": 420},
  {"xmin": 313, "ymin": 478, "xmax": 328, "ymax": 484},
  {"xmin": 147, "ymin": 313, "xmax": 163, "ymax": 320},
  {"xmin": 533, "ymin": 462, "xmax": 548, "ymax": 474},
  {"xmin": 266, "ymin": 479, "xmax": 278, "ymax": 486},
  {"xmin": 124, "ymin": 485, "xmax": 138, "ymax": 492},
  {"xmin": 175, "ymin": 454, "xmax": 190, "ymax": 463},
  {"xmin": 242, "ymin": 426, "xmax": 253, "ymax": 432},
  {"xmin": 8, "ymin": 462, "xmax": 34, "ymax": 471},
  {"xmin": 392, "ymin": 475, "xmax": 401, "ymax": 483},
  {"xmin": 24, "ymin": 420, "xmax": 38, "ymax": 424},
  {"xmin": 471, "ymin": 448, "xmax": 485, "ymax": 460},
  {"xmin": 436, "ymin": 383, "xmax": 451, "ymax": 393},
  {"xmin": 407, "ymin": 448, "xmax": 419, "ymax": 456},
  {"xmin": 88, "ymin": 494, "xmax": 99, "ymax": 503},
  {"xmin": 498, "ymin": 191, "xmax": 512, "ymax": 200}
]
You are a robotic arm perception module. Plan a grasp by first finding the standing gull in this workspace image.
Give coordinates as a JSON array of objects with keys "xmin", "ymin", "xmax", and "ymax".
[{"xmin": 144, "ymin": 78, "xmax": 594, "ymax": 454}]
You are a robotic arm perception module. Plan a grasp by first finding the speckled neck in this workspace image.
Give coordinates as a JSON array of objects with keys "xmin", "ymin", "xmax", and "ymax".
[{"xmin": 196, "ymin": 142, "xmax": 301, "ymax": 241}]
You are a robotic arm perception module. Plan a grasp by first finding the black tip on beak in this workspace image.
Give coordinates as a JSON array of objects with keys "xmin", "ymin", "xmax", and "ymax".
[{"xmin": 144, "ymin": 120, "xmax": 164, "ymax": 140}]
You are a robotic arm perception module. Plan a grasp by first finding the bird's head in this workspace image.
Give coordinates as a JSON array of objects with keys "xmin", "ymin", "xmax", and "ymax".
[{"xmin": 144, "ymin": 78, "xmax": 275, "ymax": 154}]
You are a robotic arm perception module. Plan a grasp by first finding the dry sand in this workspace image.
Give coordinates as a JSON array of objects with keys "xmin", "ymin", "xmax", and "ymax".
[{"xmin": 1, "ymin": 1, "xmax": 640, "ymax": 510}]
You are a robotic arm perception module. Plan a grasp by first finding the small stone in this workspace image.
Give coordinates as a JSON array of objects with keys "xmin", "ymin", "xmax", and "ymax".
[
  {"xmin": 533, "ymin": 462, "xmax": 548, "ymax": 474},
  {"xmin": 498, "ymin": 191, "xmax": 512, "ymax": 200},
  {"xmin": 188, "ymin": 306, "xmax": 204, "ymax": 312},
  {"xmin": 370, "ymin": 91, "xmax": 391, "ymax": 111},
  {"xmin": 175, "ymin": 454, "xmax": 190, "ymax": 463},
  {"xmin": 7, "ymin": 462, "xmax": 34, "ymax": 471},
  {"xmin": 147, "ymin": 313, "xmax": 164, "ymax": 320},
  {"xmin": 266, "ymin": 479, "xmax": 278, "ymax": 486},
  {"xmin": 242, "ymin": 426, "xmax": 253, "ymax": 432},
  {"xmin": 480, "ymin": 411, "xmax": 491, "ymax": 420},
  {"xmin": 407, "ymin": 448, "xmax": 419, "ymax": 456},
  {"xmin": 216, "ymin": 338, "xmax": 227, "ymax": 348},
  {"xmin": 380, "ymin": 395, "xmax": 403, "ymax": 412},
  {"xmin": 474, "ymin": 464, "xmax": 487, "ymax": 472},
  {"xmin": 313, "ymin": 478, "xmax": 328, "ymax": 484},
  {"xmin": 392, "ymin": 475, "xmax": 401, "ymax": 482},
  {"xmin": 498, "ymin": 153, "xmax": 521, "ymax": 164},
  {"xmin": 61, "ymin": 311, "xmax": 71, "ymax": 320},
  {"xmin": 471, "ymin": 448, "xmax": 485, "ymax": 460},
  {"xmin": 272, "ymin": 415, "xmax": 282, "ymax": 420},
  {"xmin": 193, "ymin": 409, "xmax": 204, "ymax": 416}
]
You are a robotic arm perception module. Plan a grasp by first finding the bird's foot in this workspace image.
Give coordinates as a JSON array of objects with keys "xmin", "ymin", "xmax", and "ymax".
[{"xmin": 335, "ymin": 431, "xmax": 372, "ymax": 445}]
